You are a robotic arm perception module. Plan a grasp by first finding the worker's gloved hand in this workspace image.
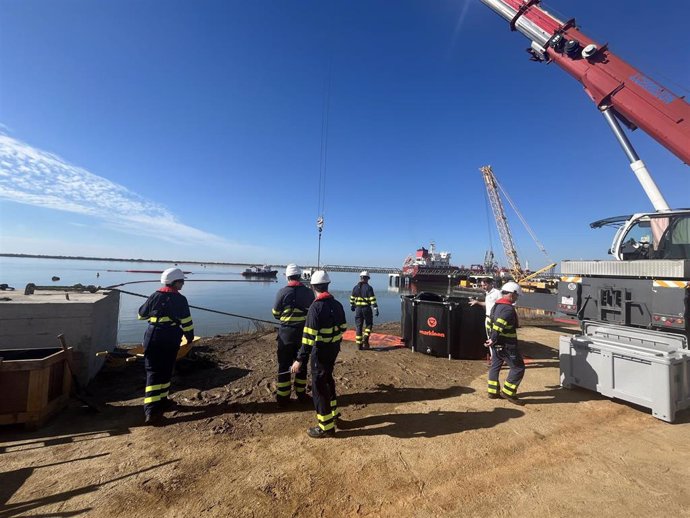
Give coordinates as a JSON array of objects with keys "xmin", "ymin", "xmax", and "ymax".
[
  {"xmin": 351, "ymin": 306, "xmax": 356, "ymax": 312},
  {"xmin": 374, "ymin": 308, "xmax": 379, "ymax": 317}
]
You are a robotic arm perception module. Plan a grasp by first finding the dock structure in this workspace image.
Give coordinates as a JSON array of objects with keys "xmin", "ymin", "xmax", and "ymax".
[
  {"xmin": 388, "ymin": 273, "xmax": 412, "ymax": 287},
  {"xmin": 319, "ymin": 265, "xmax": 401, "ymax": 274}
]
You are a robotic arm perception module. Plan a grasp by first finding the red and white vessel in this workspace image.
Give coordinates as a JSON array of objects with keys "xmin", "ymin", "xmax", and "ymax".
[{"xmin": 401, "ymin": 243, "xmax": 461, "ymax": 282}]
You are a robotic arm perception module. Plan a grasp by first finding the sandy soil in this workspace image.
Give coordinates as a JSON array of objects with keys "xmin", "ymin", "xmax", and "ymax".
[{"xmin": 2, "ymin": 321, "xmax": 689, "ymax": 517}]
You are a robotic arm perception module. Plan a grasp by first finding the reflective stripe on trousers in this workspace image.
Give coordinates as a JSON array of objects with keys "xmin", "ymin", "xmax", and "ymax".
[{"xmin": 487, "ymin": 345, "xmax": 525, "ymax": 396}]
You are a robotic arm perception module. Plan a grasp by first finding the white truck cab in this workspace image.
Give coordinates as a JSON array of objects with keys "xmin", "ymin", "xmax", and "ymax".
[{"xmin": 591, "ymin": 209, "xmax": 690, "ymax": 261}]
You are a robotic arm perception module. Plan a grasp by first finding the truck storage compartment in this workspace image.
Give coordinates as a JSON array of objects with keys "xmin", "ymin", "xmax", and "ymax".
[{"xmin": 559, "ymin": 322, "xmax": 690, "ymax": 422}]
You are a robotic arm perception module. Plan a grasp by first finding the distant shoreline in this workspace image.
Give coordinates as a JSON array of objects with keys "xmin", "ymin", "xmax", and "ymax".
[
  {"xmin": 0, "ymin": 253, "xmax": 261, "ymax": 267},
  {"xmin": 0, "ymin": 253, "xmax": 400, "ymax": 273}
]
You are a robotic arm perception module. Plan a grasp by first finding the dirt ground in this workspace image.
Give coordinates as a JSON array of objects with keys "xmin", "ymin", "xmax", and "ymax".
[{"xmin": 2, "ymin": 321, "xmax": 689, "ymax": 517}]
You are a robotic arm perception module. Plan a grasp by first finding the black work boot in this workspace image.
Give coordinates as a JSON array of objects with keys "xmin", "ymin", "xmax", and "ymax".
[
  {"xmin": 144, "ymin": 412, "xmax": 165, "ymax": 426},
  {"xmin": 276, "ymin": 396, "xmax": 291, "ymax": 408},
  {"xmin": 307, "ymin": 426, "xmax": 335, "ymax": 438},
  {"xmin": 296, "ymin": 393, "xmax": 312, "ymax": 404},
  {"xmin": 161, "ymin": 398, "xmax": 177, "ymax": 411},
  {"xmin": 487, "ymin": 393, "xmax": 500, "ymax": 400},
  {"xmin": 500, "ymin": 391, "xmax": 525, "ymax": 406},
  {"xmin": 362, "ymin": 337, "xmax": 370, "ymax": 350}
]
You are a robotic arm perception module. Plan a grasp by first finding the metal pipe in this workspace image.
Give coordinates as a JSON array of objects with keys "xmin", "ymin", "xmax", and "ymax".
[
  {"xmin": 601, "ymin": 108, "xmax": 639, "ymax": 163},
  {"xmin": 479, "ymin": 0, "xmax": 554, "ymax": 47},
  {"xmin": 601, "ymin": 108, "xmax": 670, "ymax": 211}
]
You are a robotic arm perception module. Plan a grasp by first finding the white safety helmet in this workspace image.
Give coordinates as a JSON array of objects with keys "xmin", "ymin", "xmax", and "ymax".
[
  {"xmin": 285, "ymin": 263, "xmax": 302, "ymax": 277},
  {"xmin": 310, "ymin": 270, "xmax": 331, "ymax": 285},
  {"xmin": 359, "ymin": 270, "xmax": 369, "ymax": 278},
  {"xmin": 161, "ymin": 267, "xmax": 185, "ymax": 285},
  {"xmin": 501, "ymin": 281, "xmax": 522, "ymax": 295}
]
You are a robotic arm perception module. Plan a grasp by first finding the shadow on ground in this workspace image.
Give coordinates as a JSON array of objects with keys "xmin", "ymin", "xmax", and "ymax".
[
  {"xmin": 158, "ymin": 383, "xmax": 476, "ymax": 426},
  {"xmin": 336, "ymin": 407, "xmax": 524, "ymax": 438},
  {"xmin": 89, "ymin": 347, "xmax": 252, "ymax": 405},
  {"xmin": 0, "ymin": 458, "xmax": 177, "ymax": 518}
]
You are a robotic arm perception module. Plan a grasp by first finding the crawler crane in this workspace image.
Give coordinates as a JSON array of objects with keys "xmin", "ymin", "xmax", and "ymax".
[{"xmin": 480, "ymin": 165, "xmax": 557, "ymax": 292}]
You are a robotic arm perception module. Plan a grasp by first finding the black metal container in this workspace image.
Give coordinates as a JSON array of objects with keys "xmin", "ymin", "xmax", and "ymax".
[{"xmin": 400, "ymin": 293, "xmax": 486, "ymax": 360}]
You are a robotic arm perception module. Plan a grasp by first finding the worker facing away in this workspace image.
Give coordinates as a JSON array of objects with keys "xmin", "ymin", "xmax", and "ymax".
[
  {"xmin": 291, "ymin": 270, "xmax": 347, "ymax": 438},
  {"xmin": 271, "ymin": 263, "xmax": 315, "ymax": 407},
  {"xmin": 469, "ymin": 277, "xmax": 502, "ymax": 337},
  {"xmin": 485, "ymin": 281, "xmax": 525, "ymax": 406},
  {"xmin": 137, "ymin": 267, "xmax": 195, "ymax": 425},
  {"xmin": 350, "ymin": 271, "xmax": 378, "ymax": 350}
]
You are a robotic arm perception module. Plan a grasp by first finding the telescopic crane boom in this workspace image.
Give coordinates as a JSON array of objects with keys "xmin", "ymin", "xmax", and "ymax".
[
  {"xmin": 479, "ymin": 0, "xmax": 690, "ymax": 330},
  {"xmin": 479, "ymin": 0, "xmax": 690, "ymax": 212}
]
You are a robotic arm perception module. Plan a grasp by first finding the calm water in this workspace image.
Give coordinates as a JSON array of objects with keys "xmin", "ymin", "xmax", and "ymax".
[{"xmin": 0, "ymin": 257, "xmax": 430, "ymax": 343}]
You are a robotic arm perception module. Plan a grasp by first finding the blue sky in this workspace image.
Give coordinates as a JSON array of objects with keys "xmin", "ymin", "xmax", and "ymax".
[{"xmin": 1, "ymin": 0, "xmax": 688, "ymax": 268}]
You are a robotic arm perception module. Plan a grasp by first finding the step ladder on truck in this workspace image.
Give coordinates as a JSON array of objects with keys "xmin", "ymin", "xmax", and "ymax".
[{"xmin": 480, "ymin": 0, "xmax": 690, "ymax": 421}]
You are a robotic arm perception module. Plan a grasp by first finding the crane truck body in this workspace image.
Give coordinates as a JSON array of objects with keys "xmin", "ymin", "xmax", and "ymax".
[{"xmin": 479, "ymin": 0, "xmax": 690, "ymax": 421}]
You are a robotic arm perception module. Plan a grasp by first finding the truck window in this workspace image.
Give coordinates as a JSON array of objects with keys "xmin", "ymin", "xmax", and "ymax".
[
  {"xmin": 657, "ymin": 215, "xmax": 690, "ymax": 259},
  {"xmin": 620, "ymin": 220, "xmax": 653, "ymax": 260}
]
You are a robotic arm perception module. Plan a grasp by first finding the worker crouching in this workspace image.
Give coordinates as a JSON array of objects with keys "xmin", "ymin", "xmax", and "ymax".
[
  {"xmin": 485, "ymin": 281, "xmax": 525, "ymax": 406},
  {"xmin": 291, "ymin": 270, "xmax": 347, "ymax": 438},
  {"xmin": 137, "ymin": 267, "xmax": 195, "ymax": 425}
]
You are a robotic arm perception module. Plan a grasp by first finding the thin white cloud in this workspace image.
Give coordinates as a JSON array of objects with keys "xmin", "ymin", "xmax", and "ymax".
[
  {"xmin": 0, "ymin": 134, "xmax": 246, "ymax": 250},
  {"xmin": 448, "ymin": 0, "xmax": 472, "ymax": 54}
]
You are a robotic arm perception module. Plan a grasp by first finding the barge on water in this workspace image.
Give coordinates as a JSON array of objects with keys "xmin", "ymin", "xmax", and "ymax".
[{"xmin": 241, "ymin": 265, "xmax": 278, "ymax": 278}]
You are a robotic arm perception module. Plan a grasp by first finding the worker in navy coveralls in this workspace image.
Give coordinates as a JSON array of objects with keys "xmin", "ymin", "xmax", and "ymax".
[
  {"xmin": 291, "ymin": 270, "xmax": 347, "ymax": 438},
  {"xmin": 272, "ymin": 263, "xmax": 315, "ymax": 406},
  {"xmin": 137, "ymin": 267, "xmax": 194, "ymax": 424},
  {"xmin": 485, "ymin": 281, "xmax": 525, "ymax": 406},
  {"xmin": 349, "ymin": 270, "xmax": 378, "ymax": 350}
]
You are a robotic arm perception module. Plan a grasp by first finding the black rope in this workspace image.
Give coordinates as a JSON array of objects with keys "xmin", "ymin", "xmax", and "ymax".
[
  {"xmin": 105, "ymin": 278, "xmax": 276, "ymax": 289},
  {"xmin": 109, "ymin": 287, "xmax": 279, "ymax": 327}
]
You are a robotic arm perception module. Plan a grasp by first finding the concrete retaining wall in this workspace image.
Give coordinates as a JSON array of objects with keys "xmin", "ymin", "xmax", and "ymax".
[{"xmin": 0, "ymin": 290, "xmax": 120, "ymax": 385}]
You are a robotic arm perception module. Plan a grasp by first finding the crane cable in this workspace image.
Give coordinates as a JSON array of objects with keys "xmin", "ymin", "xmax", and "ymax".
[
  {"xmin": 493, "ymin": 176, "xmax": 551, "ymax": 262},
  {"xmin": 316, "ymin": 36, "xmax": 333, "ymax": 269}
]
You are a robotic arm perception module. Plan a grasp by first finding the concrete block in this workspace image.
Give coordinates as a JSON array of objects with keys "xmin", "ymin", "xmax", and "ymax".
[{"xmin": 0, "ymin": 290, "xmax": 120, "ymax": 385}]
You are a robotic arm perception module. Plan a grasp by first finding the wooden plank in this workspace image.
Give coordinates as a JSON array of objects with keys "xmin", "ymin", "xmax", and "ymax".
[
  {"xmin": 0, "ymin": 371, "xmax": 29, "ymax": 413},
  {"xmin": 0, "ymin": 412, "xmax": 39, "ymax": 425},
  {"xmin": 62, "ymin": 361, "xmax": 72, "ymax": 398},
  {"xmin": 26, "ymin": 367, "xmax": 49, "ymax": 413},
  {"xmin": 0, "ymin": 349, "xmax": 65, "ymax": 371},
  {"xmin": 35, "ymin": 394, "xmax": 69, "ymax": 427},
  {"xmin": 0, "ymin": 349, "xmax": 71, "ymax": 427}
]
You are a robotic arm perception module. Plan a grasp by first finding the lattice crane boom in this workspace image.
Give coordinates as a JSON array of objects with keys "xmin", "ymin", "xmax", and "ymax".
[{"xmin": 480, "ymin": 165, "xmax": 522, "ymax": 281}]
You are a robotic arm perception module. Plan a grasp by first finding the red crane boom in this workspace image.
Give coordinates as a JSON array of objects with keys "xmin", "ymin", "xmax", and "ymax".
[{"xmin": 480, "ymin": 0, "xmax": 690, "ymax": 166}]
